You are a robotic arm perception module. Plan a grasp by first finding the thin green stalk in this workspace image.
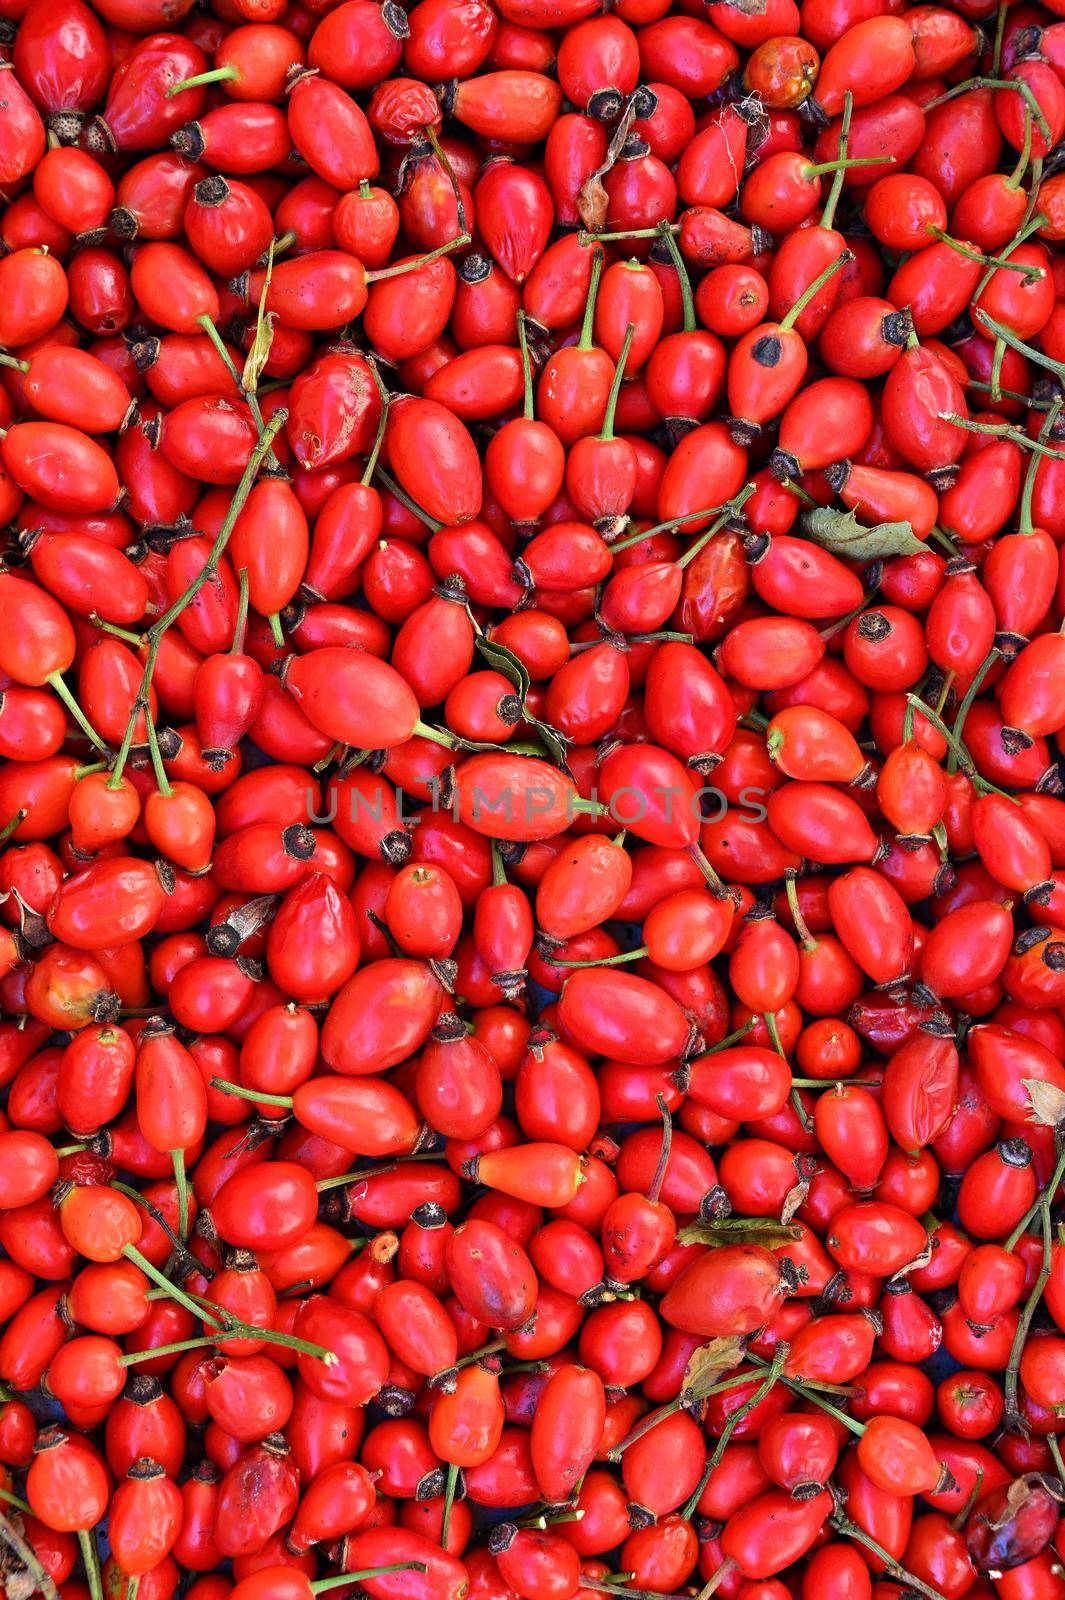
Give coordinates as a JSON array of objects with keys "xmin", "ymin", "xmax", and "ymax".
[
  {"xmin": 124, "ymin": 1244, "xmax": 223, "ymax": 1326},
  {"xmin": 0, "ymin": 1511, "xmax": 61, "ymax": 1600},
  {"xmin": 779, "ymin": 251, "xmax": 851, "ymax": 332},
  {"xmin": 1019, "ymin": 400, "xmax": 1063, "ymax": 535},
  {"xmin": 109, "ymin": 410, "xmax": 286, "ymax": 788},
  {"xmin": 145, "ymin": 714, "xmax": 172, "ymax": 797},
  {"xmin": 366, "ymin": 231, "xmax": 470, "ymax": 282},
  {"xmin": 784, "ymin": 874, "xmax": 817, "ymax": 951},
  {"xmin": 91, "ymin": 614, "xmax": 145, "ymax": 646},
  {"xmin": 166, "ymin": 64, "xmax": 236, "ymax": 95},
  {"xmin": 424, "ymin": 124, "xmax": 468, "ymax": 236},
  {"xmin": 374, "ymin": 466, "xmax": 443, "ymax": 532},
  {"xmin": 172, "ymin": 1148, "xmax": 189, "ymax": 1241},
  {"xmin": 657, "ymin": 223, "xmax": 696, "ymax": 333},
  {"xmin": 820, "ymin": 91, "xmax": 853, "ymax": 231},
  {"xmin": 361, "ymin": 359, "xmax": 391, "ymax": 486},
  {"xmin": 516, "ymin": 310, "xmax": 536, "ymax": 422},
  {"xmin": 992, "ymin": 2, "xmax": 1007, "ymax": 73},
  {"xmin": 703, "ymin": 1018, "xmax": 757, "ymax": 1053},
  {"xmin": 0, "ymin": 809, "xmax": 27, "ymax": 844},
  {"xmin": 313, "ymin": 1567, "xmax": 427, "ymax": 1593},
  {"xmin": 46, "ymin": 671, "xmax": 108, "ymax": 753},
  {"xmin": 922, "ymin": 76, "xmax": 1051, "ymax": 149},
  {"xmin": 119, "ymin": 1334, "xmax": 220, "ymax": 1366},
  {"xmin": 1006, "ymin": 1142, "xmax": 1065, "ymax": 1250},
  {"xmin": 232, "ymin": 567, "xmax": 250, "ymax": 654},
  {"xmin": 832, "ymin": 1516, "xmax": 948, "ymax": 1600},
  {"xmin": 441, "ymin": 1461, "xmax": 459, "ymax": 1547},
  {"xmin": 1007, "ymin": 107, "xmax": 1033, "ymax": 189},
  {"xmin": 676, "ymin": 484, "xmax": 757, "ymax": 571},
  {"xmin": 579, "ymin": 248, "xmax": 605, "ymax": 350},
  {"xmin": 930, "ymin": 227, "xmax": 1045, "ymax": 278},
  {"xmin": 197, "ymin": 311, "xmax": 277, "ymax": 466},
  {"xmin": 598, "ymin": 323, "xmax": 634, "ymax": 441},
  {"xmin": 706, "ymin": 1344, "xmax": 789, "ymax": 1473},
  {"xmin": 77, "ymin": 1527, "xmax": 104, "ymax": 1600}
]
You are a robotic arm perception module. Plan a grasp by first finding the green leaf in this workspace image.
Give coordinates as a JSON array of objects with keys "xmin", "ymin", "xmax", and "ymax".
[
  {"xmin": 475, "ymin": 633, "xmax": 573, "ymax": 774},
  {"xmin": 802, "ymin": 505, "xmax": 925, "ymax": 562},
  {"xmin": 681, "ymin": 1337, "xmax": 745, "ymax": 1400},
  {"xmin": 475, "ymin": 632, "xmax": 530, "ymax": 699},
  {"xmin": 678, "ymin": 1219, "xmax": 803, "ymax": 1247},
  {"xmin": 242, "ymin": 242, "xmax": 277, "ymax": 396}
]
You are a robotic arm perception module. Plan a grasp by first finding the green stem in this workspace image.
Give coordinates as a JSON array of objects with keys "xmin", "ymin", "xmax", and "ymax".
[
  {"xmin": 109, "ymin": 410, "xmax": 286, "ymax": 788},
  {"xmin": 784, "ymin": 874, "xmax": 817, "ymax": 951},
  {"xmin": 675, "ymin": 484, "xmax": 757, "ymax": 570},
  {"xmin": 171, "ymin": 1148, "xmax": 188, "ymax": 1241},
  {"xmin": 366, "ymin": 233, "xmax": 470, "ymax": 282},
  {"xmin": 0, "ymin": 809, "xmax": 26, "ymax": 843},
  {"xmin": 831, "ymin": 1517, "xmax": 947, "ymax": 1600},
  {"xmin": 553, "ymin": 948, "xmax": 646, "ymax": 969},
  {"xmin": 118, "ymin": 1334, "xmax": 219, "ymax": 1367},
  {"xmin": 361, "ymin": 359, "xmax": 391, "ymax": 487},
  {"xmin": 647, "ymin": 1093, "xmax": 673, "ymax": 1206},
  {"xmin": 579, "ymin": 248, "xmax": 605, "ymax": 350},
  {"xmin": 1006, "ymin": 1141, "xmax": 1065, "ymax": 1249},
  {"xmin": 992, "ymin": 1, "xmax": 1007, "ymax": 73},
  {"xmin": 516, "ymin": 311, "xmax": 536, "ymax": 422},
  {"xmin": 578, "ymin": 225, "xmax": 679, "ymax": 244},
  {"xmin": 952, "ymin": 1468, "xmax": 985, "ymax": 1532},
  {"xmin": 0, "ymin": 1512, "xmax": 60, "ymax": 1600},
  {"xmin": 1007, "ymin": 107, "xmax": 1033, "ymax": 189},
  {"xmin": 657, "ymin": 223, "xmax": 696, "ymax": 333},
  {"xmin": 211, "ymin": 1076, "xmax": 292, "ymax": 1106},
  {"xmin": 703, "ymin": 1018, "xmax": 757, "ymax": 1053},
  {"xmin": 46, "ymin": 672, "xmax": 108, "ymax": 753},
  {"xmin": 706, "ymin": 1345, "xmax": 789, "ymax": 1472},
  {"xmin": 1019, "ymin": 399, "xmax": 1063, "ymax": 535},
  {"xmin": 599, "ymin": 323, "xmax": 634, "ymax": 442},
  {"xmin": 91, "ymin": 614, "xmax": 144, "ymax": 646},
  {"xmin": 930, "ymin": 227, "xmax": 1045, "ymax": 277},
  {"xmin": 145, "ymin": 714, "xmax": 172, "ymax": 798},
  {"xmin": 922, "ymin": 76, "xmax": 1051, "ymax": 147},
  {"xmin": 313, "ymin": 1567, "xmax": 426, "ymax": 1593},
  {"xmin": 374, "ymin": 466, "xmax": 443, "ymax": 532},
  {"xmin": 124, "ymin": 1244, "xmax": 224, "ymax": 1326},
  {"xmin": 972, "ymin": 215, "xmax": 1047, "ymax": 307},
  {"xmin": 232, "ymin": 567, "xmax": 250, "ymax": 654},
  {"xmin": 412, "ymin": 718, "xmax": 458, "ymax": 749},
  {"xmin": 977, "ymin": 310, "xmax": 1063, "ymax": 381},
  {"xmin": 807, "ymin": 154, "xmax": 893, "ymax": 176},
  {"xmin": 779, "ymin": 251, "xmax": 851, "ymax": 333},
  {"xmin": 947, "ymin": 649, "xmax": 999, "ymax": 775},
  {"xmin": 166, "ymin": 64, "xmax": 237, "ymax": 95},
  {"xmin": 198, "ymin": 312, "xmax": 276, "ymax": 463},
  {"xmin": 820, "ymin": 91, "xmax": 853, "ymax": 231},
  {"xmin": 441, "ymin": 1461, "xmax": 459, "ymax": 1547},
  {"xmin": 77, "ymin": 1527, "xmax": 104, "ymax": 1600},
  {"xmin": 689, "ymin": 842, "xmax": 729, "ymax": 899},
  {"xmin": 424, "ymin": 124, "xmax": 468, "ymax": 236}
]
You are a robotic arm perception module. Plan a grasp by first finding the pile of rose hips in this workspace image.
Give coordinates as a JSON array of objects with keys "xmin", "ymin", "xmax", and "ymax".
[{"xmin": 2, "ymin": 0, "xmax": 1065, "ymax": 1595}]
